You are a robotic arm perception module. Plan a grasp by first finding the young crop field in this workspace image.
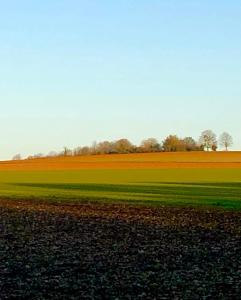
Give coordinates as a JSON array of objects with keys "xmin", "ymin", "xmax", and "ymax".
[
  {"xmin": 1, "ymin": 152, "xmax": 241, "ymax": 298},
  {"xmin": 0, "ymin": 152, "xmax": 241, "ymax": 209}
]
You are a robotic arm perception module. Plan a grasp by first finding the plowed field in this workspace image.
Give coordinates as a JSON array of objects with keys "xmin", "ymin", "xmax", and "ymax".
[
  {"xmin": 1, "ymin": 201, "xmax": 241, "ymax": 299},
  {"xmin": 1, "ymin": 152, "xmax": 241, "ymax": 170}
]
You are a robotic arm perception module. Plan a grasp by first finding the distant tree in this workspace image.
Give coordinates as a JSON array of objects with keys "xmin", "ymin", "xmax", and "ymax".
[
  {"xmin": 33, "ymin": 153, "xmax": 44, "ymax": 158},
  {"xmin": 73, "ymin": 147, "xmax": 82, "ymax": 156},
  {"xmin": 26, "ymin": 153, "xmax": 45, "ymax": 159},
  {"xmin": 199, "ymin": 130, "xmax": 217, "ymax": 151},
  {"xmin": 219, "ymin": 132, "xmax": 233, "ymax": 151},
  {"xmin": 182, "ymin": 137, "xmax": 199, "ymax": 151},
  {"xmin": 113, "ymin": 139, "xmax": 134, "ymax": 154},
  {"xmin": 162, "ymin": 135, "xmax": 183, "ymax": 152},
  {"xmin": 80, "ymin": 146, "xmax": 91, "ymax": 155},
  {"xmin": 47, "ymin": 151, "xmax": 58, "ymax": 157},
  {"xmin": 12, "ymin": 154, "xmax": 21, "ymax": 160},
  {"xmin": 96, "ymin": 141, "xmax": 114, "ymax": 154},
  {"xmin": 211, "ymin": 143, "xmax": 218, "ymax": 151},
  {"xmin": 63, "ymin": 147, "xmax": 72, "ymax": 156},
  {"xmin": 140, "ymin": 138, "xmax": 160, "ymax": 152},
  {"xmin": 90, "ymin": 141, "xmax": 98, "ymax": 155}
]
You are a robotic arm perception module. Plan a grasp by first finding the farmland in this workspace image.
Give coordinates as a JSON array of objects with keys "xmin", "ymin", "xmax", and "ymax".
[
  {"xmin": 1, "ymin": 152, "xmax": 241, "ymax": 299},
  {"xmin": 0, "ymin": 152, "xmax": 241, "ymax": 209}
]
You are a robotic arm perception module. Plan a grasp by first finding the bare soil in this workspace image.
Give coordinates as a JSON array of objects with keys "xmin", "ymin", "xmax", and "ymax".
[
  {"xmin": 1, "ymin": 200, "xmax": 241, "ymax": 299},
  {"xmin": 1, "ymin": 152, "xmax": 241, "ymax": 170}
]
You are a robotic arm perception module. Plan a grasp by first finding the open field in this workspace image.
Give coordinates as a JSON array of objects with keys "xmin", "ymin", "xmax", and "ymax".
[
  {"xmin": 1, "ymin": 152, "xmax": 241, "ymax": 298},
  {"xmin": 1, "ymin": 151, "xmax": 241, "ymax": 170},
  {"xmin": 1, "ymin": 201, "xmax": 241, "ymax": 299},
  {"xmin": 0, "ymin": 152, "xmax": 241, "ymax": 209}
]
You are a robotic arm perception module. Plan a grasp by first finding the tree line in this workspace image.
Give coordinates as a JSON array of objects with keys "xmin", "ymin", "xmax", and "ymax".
[{"xmin": 12, "ymin": 130, "xmax": 233, "ymax": 160}]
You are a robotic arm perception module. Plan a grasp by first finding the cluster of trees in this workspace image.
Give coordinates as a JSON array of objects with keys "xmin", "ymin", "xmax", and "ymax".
[
  {"xmin": 12, "ymin": 130, "xmax": 234, "ymax": 160},
  {"xmin": 199, "ymin": 130, "xmax": 233, "ymax": 152}
]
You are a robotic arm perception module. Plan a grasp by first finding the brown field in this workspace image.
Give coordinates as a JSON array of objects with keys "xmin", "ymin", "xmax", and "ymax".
[
  {"xmin": 1, "ymin": 151, "xmax": 241, "ymax": 170},
  {"xmin": 1, "ymin": 200, "xmax": 241, "ymax": 299}
]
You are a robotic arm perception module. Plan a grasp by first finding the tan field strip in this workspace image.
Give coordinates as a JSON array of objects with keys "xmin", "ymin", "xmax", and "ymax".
[{"xmin": 0, "ymin": 152, "xmax": 241, "ymax": 170}]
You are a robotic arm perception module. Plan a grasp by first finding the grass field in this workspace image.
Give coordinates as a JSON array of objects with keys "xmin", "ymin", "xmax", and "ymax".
[{"xmin": 1, "ymin": 152, "xmax": 241, "ymax": 209}]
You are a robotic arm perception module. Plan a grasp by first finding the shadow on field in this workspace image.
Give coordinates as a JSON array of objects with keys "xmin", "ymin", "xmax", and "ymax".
[
  {"xmin": 144, "ymin": 182, "xmax": 241, "ymax": 188},
  {"xmin": 11, "ymin": 182, "xmax": 241, "ymax": 207}
]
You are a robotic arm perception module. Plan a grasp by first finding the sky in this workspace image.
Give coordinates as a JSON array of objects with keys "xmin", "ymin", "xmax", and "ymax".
[{"xmin": 0, "ymin": 0, "xmax": 241, "ymax": 160}]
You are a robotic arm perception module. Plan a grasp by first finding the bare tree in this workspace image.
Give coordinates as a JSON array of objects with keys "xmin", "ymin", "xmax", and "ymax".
[
  {"xmin": 113, "ymin": 139, "xmax": 134, "ymax": 154},
  {"xmin": 73, "ymin": 146, "xmax": 91, "ymax": 156},
  {"xmin": 47, "ymin": 151, "xmax": 58, "ymax": 157},
  {"xmin": 199, "ymin": 130, "xmax": 217, "ymax": 151},
  {"xmin": 73, "ymin": 147, "xmax": 82, "ymax": 156},
  {"xmin": 12, "ymin": 154, "xmax": 21, "ymax": 160},
  {"xmin": 90, "ymin": 141, "xmax": 98, "ymax": 155},
  {"xmin": 219, "ymin": 132, "xmax": 233, "ymax": 151},
  {"xmin": 96, "ymin": 141, "xmax": 114, "ymax": 154},
  {"xmin": 33, "ymin": 153, "xmax": 44, "ymax": 158},
  {"xmin": 140, "ymin": 138, "xmax": 160, "ymax": 152},
  {"xmin": 80, "ymin": 146, "xmax": 91, "ymax": 155},
  {"xmin": 182, "ymin": 137, "xmax": 197, "ymax": 151},
  {"xmin": 162, "ymin": 135, "xmax": 184, "ymax": 152},
  {"xmin": 63, "ymin": 147, "xmax": 72, "ymax": 156}
]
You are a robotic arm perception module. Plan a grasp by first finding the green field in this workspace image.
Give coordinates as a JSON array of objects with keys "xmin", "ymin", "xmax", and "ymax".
[{"xmin": 1, "ymin": 168, "xmax": 241, "ymax": 209}]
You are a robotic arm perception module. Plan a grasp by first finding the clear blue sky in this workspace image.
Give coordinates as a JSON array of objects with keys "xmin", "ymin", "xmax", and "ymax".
[{"xmin": 0, "ymin": 1, "xmax": 240, "ymax": 159}]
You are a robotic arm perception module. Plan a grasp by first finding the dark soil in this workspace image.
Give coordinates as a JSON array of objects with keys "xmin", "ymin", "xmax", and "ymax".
[{"xmin": 1, "ymin": 200, "xmax": 241, "ymax": 299}]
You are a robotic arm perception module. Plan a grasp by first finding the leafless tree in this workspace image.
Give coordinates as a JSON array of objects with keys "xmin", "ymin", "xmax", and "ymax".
[
  {"xmin": 113, "ymin": 139, "xmax": 134, "ymax": 154},
  {"xmin": 162, "ymin": 135, "xmax": 183, "ymax": 152},
  {"xmin": 96, "ymin": 141, "xmax": 114, "ymax": 154},
  {"xmin": 47, "ymin": 151, "xmax": 58, "ymax": 157},
  {"xmin": 199, "ymin": 130, "xmax": 217, "ymax": 151},
  {"xmin": 219, "ymin": 132, "xmax": 233, "ymax": 151},
  {"xmin": 33, "ymin": 153, "xmax": 44, "ymax": 158},
  {"xmin": 90, "ymin": 141, "xmax": 98, "ymax": 155},
  {"xmin": 63, "ymin": 147, "xmax": 72, "ymax": 156},
  {"xmin": 12, "ymin": 154, "xmax": 21, "ymax": 160},
  {"xmin": 80, "ymin": 146, "xmax": 91, "ymax": 155},
  {"xmin": 182, "ymin": 137, "xmax": 200, "ymax": 151},
  {"xmin": 73, "ymin": 147, "xmax": 82, "ymax": 156},
  {"xmin": 140, "ymin": 138, "xmax": 160, "ymax": 152}
]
